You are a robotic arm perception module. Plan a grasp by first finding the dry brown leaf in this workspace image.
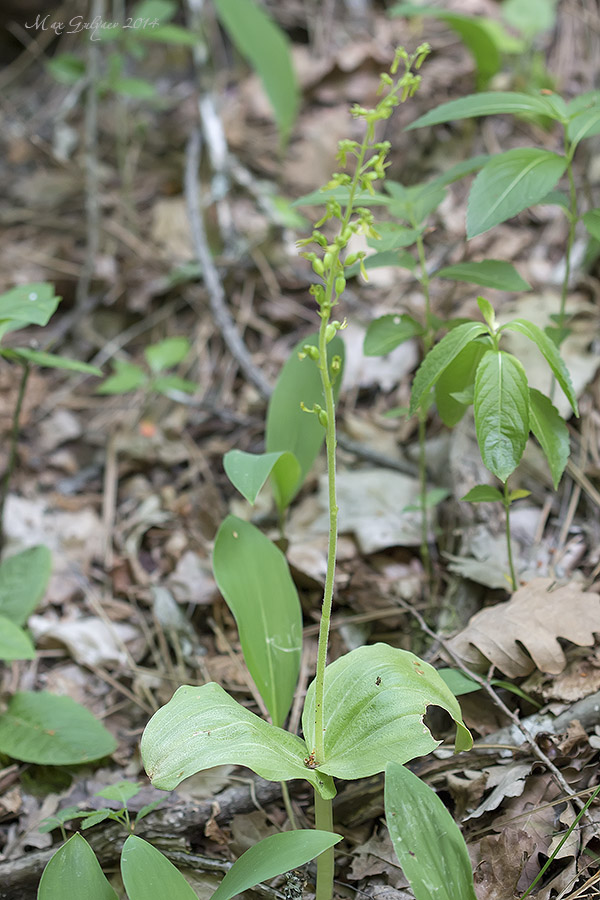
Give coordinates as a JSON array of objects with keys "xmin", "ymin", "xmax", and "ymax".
[{"xmin": 447, "ymin": 578, "xmax": 600, "ymax": 677}]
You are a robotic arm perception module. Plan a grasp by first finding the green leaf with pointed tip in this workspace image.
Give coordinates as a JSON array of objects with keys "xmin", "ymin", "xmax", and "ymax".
[
  {"xmin": 212, "ymin": 830, "xmax": 342, "ymax": 900},
  {"xmin": 405, "ymin": 92, "xmax": 560, "ymax": 131},
  {"xmin": 144, "ymin": 337, "xmax": 190, "ymax": 373},
  {"xmin": 0, "ymin": 616, "xmax": 35, "ymax": 661},
  {"xmin": 434, "ymin": 340, "xmax": 486, "ymax": 427},
  {"xmin": 368, "ymin": 223, "xmax": 422, "ymax": 251},
  {"xmin": 436, "ymin": 259, "xmax": 530, "ymax": 291},
  {"xmin": 0, "ymin": 283, "xmax": 60, "ymax": 330},
  {"xmin": 213, "ymin": 0, "xmax": 298, "ymax": 144},
  {"xmin": 567, "ymin": 107, "xmax": 600, "ymax": 148},
  {"xmin": 477, "ymin": 297, "xmax": 496, "ymax": 330},
  {"xmin": 223, "ymin": 449, "xmax": 300, "ymax": 509},
  {"xmin": 467, "ymin": 149, "xmax": 567, "ymax": 238},
  {"xmin": 0, "ymin": 692, "xmax": 117, "ymax": 764},
  {"xmin": 410, "ymin": 322, "xmax": 488, "ymax": 416},
  {"xmin": 364, "ymin": 314, "xmax": 424, "ymax": 357},
  {"xmin": 385, "ymin": 762, "xmax": 478, "ymax": 900},
  {"xmin": 461, "ymin": 485, "xmax": 503, "ymax": 503},
  {"xmin": 474, "ymin": 350, "xmax": 530, "ymax": 482},
  {"xmin": 426, "ymin": 154, "xmax": 490, "ymax": 190},
  {"xmin": 582, "ymin": 209, "xmax": 600, "ymax": 242},
  {"xmin": 141, "ymin": 682, "xmax": 335, "ymax": 798},
  {"xmin": 346, "ymin": 249, "xmax": 416, "ymax": 278},
  {"xmin": 266, "ymin": 334, "xmax": 344, "ymax": 508},
  {"xmin": 212, "ymin": 516, "xmax": 301, "ymax": 727},
  {"xmin": 95, "ymin": 780, "xmax": 141, "ymax": 804},
  {"xmin": 500, "ymin": 318, "xmax": 578, "ymax": 415},
  {"xmin": 38, "ymin": 834, "xmax": 118, "ymax": 900},
  {"xmin": 121, "ymin": 836, "xmax": 198, "ymax": 900},
  {"xmin": 302, "ymin": 644, "xmax": 472, "ymax": 779},
  {"xmin": 0, "ymin": 546, "xmax": 51, "ymax": 625},
  {"xmin": 528, "ymin": 387, "xmax": 570, "ymax": 489},
  {"xmin": 508, "ymin": 489, "xmax": 531, "ymax": 501},
  {"xmin": 96, "ymin": 360, "xmax": 147, "ymax": 394},
  {"xmin": 1, "ymin": 348, "xmax": 102, "ymax": 376},
  {"xmin": 437, "ymin": 668, "xmax": 481, "ymax": 696}
]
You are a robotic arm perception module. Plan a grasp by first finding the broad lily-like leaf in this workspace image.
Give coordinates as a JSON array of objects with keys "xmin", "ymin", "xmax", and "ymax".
[
  {"xmin": 223, "ymin": 449, "xmax": 300, "ymax": 509},
  {"xmin": 302, "ymin": 644, "xmax": 471, "ymax": 779},
  {"xmin": 121, "ymin": 836, "xmax": 198, "ymax": 900},
  {"xmin": 141, "ymin": 682, "xmax": 335, "ymax": 799},
  {"xmin": 38, "ymin": 833, "xmax": 118, "ymax": 900}
]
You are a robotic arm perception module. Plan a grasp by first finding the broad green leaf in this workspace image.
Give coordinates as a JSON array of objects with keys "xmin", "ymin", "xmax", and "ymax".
[
  {"xmin": 212, "ymin": 831, "xmax": 342, "ymax": 900},
  {"xmin": 0, "ymin": 616, "xmax": 36, "ymax": 661},
  {"xmin": 500, "ymin": 318, "xmax": 578, "ymax": 415},
  {"xmin": 213, "ymin": 0, "xmax": 299, "ymax": 143},
  {"xmin": 502, "ymin": 0, "xmax": 557, "ymax": 38},
  {"xmin": 96, "ymin": 360, "xmax": 147, "ymax": 394},
  {"xmin": 474, "ymin": 350, "xmax": 530, "ymax": 481},
  {"xmin": 212, "ymin": 516, "xmax": 301, "ymax": 727},
  {"xmin": 38, "ymin": 834, "xmax": 118, "ymax": 900},
  {"xmin": 144, "ymin": 337, "xmax": 190, "ymax": 373},
  {"xmin": 0, "ymin": 283, "xmax": 60, "ymax": 329},
  {"xmin": 582, "ymin": 209, "xmax": 600, "ymax": 242},
  {"xmin": 302, "ymin": 644, "xmax": 472, "ymax": 780},
  {"xmin": 95, "ymin": 780, "xmax": 141, "ymax": 804},
  {"xmin": 410, "ymin": 322, "xmax": 488, "ymax": 415},
  {"xmin": 467, "ymin": 149, "xmax": 567, "ymax": 238},
  {"xmin": 368, "ymin": 223, "xmax": 422, "ymax": 251},
  {"xmin": 567, "ymin": 91, "xmax": 600, "ymax": 117},
  {"xmin": 385, "ymin": 762, "xmax": 477, "ymax": 900},
  {"xmin": 437, "ymin": 668, "xmax": 481, "ymax": 696},
  {"xmin": 0, "ymin": 546, "xmax": 51, "ymax": 625},
  {"xmin": 436, "ymin": 259, "xmax": 530, "ymax": 291},
  {"xmin": 152, "ymin": 374, "xmax": 197, "ymax": 395},
  {"xmin": 364, "ymin": 314, "xmax": 424, "ymax": 357},
  {"xmin": 0, "ymin": 692, "xmax": 116, "ymax": 764},
  {"xmin": 567, "ymin": 107, "xmax": 600, "ymax": 148},
  {"xmin": 385, "ymin": 181, "xmax": 447, "ymax": 225},
  {"xmin": 1, "ymin": 348, "xmax": 102, "ymax": 376},
  {"xmin": 406, "ymin": 92, "xmax": 560, "ymax": 131},
  {"xmin": 223, "ymin": 449, "xmax": 300, "ymax": 509},
  {"xmin": 265, "ymin": 334, "xmax": 344, "ymax": 508},
  {"xmin": 140, "ymin": 682, "xmax": 335, "ymax": 798},
  {"xmin": 121, "ymin": 836, "xmax": 198, "ymax": 900},
  {"xmin": 528, "ymin": 387, "xmax": 569, "ymax": 489},
  {"xmin": 461, "ymin": 485, "xmax": 503, "ymax": 502},
  {"xmin": 434, "ymin": 340, "xmax": 486, "ymax": 427}
]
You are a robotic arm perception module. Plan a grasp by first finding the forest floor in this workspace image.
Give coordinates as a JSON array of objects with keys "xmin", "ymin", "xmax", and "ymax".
[{"xmin": 1, "ymin": 0, "xmax": 600, "ymax": 898}]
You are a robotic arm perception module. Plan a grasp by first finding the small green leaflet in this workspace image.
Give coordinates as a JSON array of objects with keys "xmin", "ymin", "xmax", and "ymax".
[
  {"xmin": 211, "ymin": 831, "xmax": 342, "ymax": 900},
  {"xmin": 528, "ymin": 387, "xmax": 569, "ymax": 489},
  {"xmin": 364, "ymin": 314, "xmax": 424, "ymax": 356},
  {"xmin": 0, "ymin": 616, "xmax": 36, "ymax": 661},
  {"xmin": 405, "ymin": 91, "xmax": 561, "ymax": 131},
  {"xmin": 144, "ymin": 337, "xmax": 190, "ymax": 373},
  {"xmin": 436, "ymin": 259, "xmax": 530, "ymax": 291},
  {"xmin": 223, "ymin": 448, "xmax": 300, "ymax": 508},
  {"xmin": 385, "ymin": 762, "xmax": 478, "ymax": 900},
  {"xmin": 38, "ymin": 834, "xmax": 118, "ymax": 900},
  {"xmin": 461, "ymin": 485, "xmax": 503, "ymax": 503},
  {"xmin": 410, "ymin": 322, "xmax": 487, "ymax": 415},
  {"xmin": 467, "ymin": 149, "xmax": 567, "ymax": 238},
  {"xmin": 0, "ymin": 282, "xmax": 60, "ymax": 329},
  {"xmin": 213, "ymin": 0, "xmax": 299, "ymax": 144},
  {"xmin": 474, "ymin": 350, "xmax": 530, "ymax": 482},
  {"xmin": 0, "ymin": 545, "xmax": 51, "ymax": 625},
  {"xmin": 582, "ymin": 209, "xmax": 600, "ymax": 242},
  {"xmin": 96, "ymin": 360, "xmax": 147, "ymax": 394}
]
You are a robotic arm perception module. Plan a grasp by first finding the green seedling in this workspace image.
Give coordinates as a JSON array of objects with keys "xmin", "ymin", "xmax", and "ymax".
[
  {"xmin": 96, "ymin": 336, "xmax": 197, "ymax": 401},
  {"xmin": 140, "ymin": 46, "xmax": 475, "ymax": 900},
  {"xmin": 39, "ymin": 781, "xmax": 163, "ymax": 841}
]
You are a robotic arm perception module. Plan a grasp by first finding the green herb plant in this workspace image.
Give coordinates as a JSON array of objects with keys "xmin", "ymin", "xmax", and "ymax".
[{"xmin": 139, "ymin": 47, "xmax": 476, "ymax": 900}]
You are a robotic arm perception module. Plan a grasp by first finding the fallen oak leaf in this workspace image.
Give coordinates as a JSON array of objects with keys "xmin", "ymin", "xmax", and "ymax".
[{"xmin": 447, "ymin": 578, "xmax": 600, "ymax": 678}]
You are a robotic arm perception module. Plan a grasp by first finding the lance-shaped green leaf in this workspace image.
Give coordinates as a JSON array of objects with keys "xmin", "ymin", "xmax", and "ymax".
[
  {"xmin": 0, "ymin": 692, "xmax": 116, "ymax": 764},
  {"xmin": 223, "ymin": 449, "xmax": 301, "ymax": 510},
  {"xmin": 528, "ymin": 388, "xmax": 570, "ymax": 489},
  {"xmin": 0, "ymin": 616, "xmax": 35, "ymax": 661},
  {"xmin": 212, "ymin": 516, "xmax": 301, "ymax": 727},
  {"xmin": 405, "ymin": 92, "xmax": 561, "ymax": 131},
  {"xmin": 0, "ymin": 348, "xmax": 102, "ymax": 376},
  {"xmin": 436, "ymin": 259, "xmax": 530, "ymax": 291},
  {"xmin": 266, "ymin": 334, "xmax": 344, "ymax": 508},
  {"xmin": 434, "ymin": 340, "xmax": 486, "ymax": 426},
  {"xmin": 0, "ymin": 282, "xmax": 60, "ymax": 329},
  {"xmin": 461, "ymin": 485, "xmax": 503, "ymax": 503},
  {"xmin": 364, "ymin": 314, "xmax": 424, "ymax": 357},
  {"xmin": 582, "ymin": 209, "xmax": 600, "ymax": 242},
  {"xmin": 567, "ymin": 107, "xmax": 600, "ymax": 148},
  {"xmin": 121, "ymin": 836, "xmax": 198, "ymax": 900},
  {"xmin": 212, "ymin": 830, "xmax": 342, "ymax": 900},
  {"xmin": 302, "ymin": 644, "xmax": 471, "ymax": 780},
  {"xmin": 213, "ymin": 0, "xmax": 299, "ymax": 144},
  {"xmin": 467, "ymin": 149, "xmax": 567, "ymax": 238},
  {"xmin": 141, "ymin": 682, "xmax": 335, "ymax": 799},
  {"xmin": 0, "ymin": 545, "xmax": 51, "ymax": 625},
  {"xmin": 474, "ymin": 350, "xmax": 530, "ymax": 482},
  {"xmin": 38, "ymin": 834, "xmax": 118, "ymax": 900},
  {"xmin": 410, "ymin": 322, "xmax": 487, "ymax": 415},
  {"xmin": 385, "ymin": 762, "xmax": 477, "ymax": 900},
  {"xmin": 500, "ymin": 318, "xmax": 578, "ymax": 415},
  {"xmin": 144, "ymin": 337, "xmax": 190, "ymax": 373}
]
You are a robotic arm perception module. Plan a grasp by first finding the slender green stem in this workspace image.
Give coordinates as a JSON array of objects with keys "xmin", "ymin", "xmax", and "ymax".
[
  {"xmin": 280, "ymin": 782, "xmax": 298, "ymax": 830},
  {"xmin": 414, "ymin": 232, "xmax": 434, "ymax": 580},
  {"xmin": 551, "ymin": 144, "xmax": 578, "ymax": 400},
  {"xmin": 0, "ymin": 362, "xmax": 30, "ymax": 551},
  {"xmin": 503, "ymin": 483, "xmax": 517, "ymax": 592},
  {"xmin": 314, "ymin": 790, "xmax": 334, "ymax": 900}
]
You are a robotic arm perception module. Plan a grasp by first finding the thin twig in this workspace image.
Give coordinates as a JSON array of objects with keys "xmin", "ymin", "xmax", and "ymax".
[{"xmin": 394, "ymin": 595, "xmax": 594, "ymax": 820}]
